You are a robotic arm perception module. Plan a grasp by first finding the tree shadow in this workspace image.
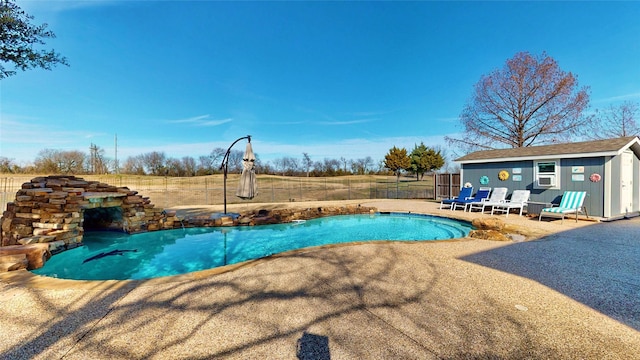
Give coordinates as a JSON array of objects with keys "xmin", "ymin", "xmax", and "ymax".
[
  {"xmin": 4, "ymin": 230, "xmax": 637, "ymax": 358},
  {"xmin": 0, "ymin": 241, "xmax": 556, "ymax": 359},
  {"xmin": 460, "ymin": 217, "xmax": 640, "ymax": 331}
]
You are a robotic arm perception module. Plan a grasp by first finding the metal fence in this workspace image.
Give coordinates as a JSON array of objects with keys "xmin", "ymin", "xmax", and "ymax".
[{"xmin": 1, "ymin": 174, "xmax": 461, "ymax": 211}]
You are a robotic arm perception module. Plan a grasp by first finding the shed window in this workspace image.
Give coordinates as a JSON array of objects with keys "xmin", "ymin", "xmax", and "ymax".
[{"xmin": 535, "ymin": 160, "xmax": 559, "ymax": 188}]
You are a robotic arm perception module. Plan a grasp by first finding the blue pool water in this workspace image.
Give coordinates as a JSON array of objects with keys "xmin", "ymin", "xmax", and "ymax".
[{"xmin": 32, "ymin": 213, "xmax": 472, "ymax": 281}]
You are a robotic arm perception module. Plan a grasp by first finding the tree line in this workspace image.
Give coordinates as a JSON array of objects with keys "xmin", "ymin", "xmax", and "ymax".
[{"xmin": 0, "ymin": 142, "xmax": 450, "ymax": 178}]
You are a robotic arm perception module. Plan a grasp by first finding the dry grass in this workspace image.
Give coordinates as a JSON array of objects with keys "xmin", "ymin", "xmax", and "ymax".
[{"xmin": 1, "ymin": 173, "xmax": 435, "ymax": 209}]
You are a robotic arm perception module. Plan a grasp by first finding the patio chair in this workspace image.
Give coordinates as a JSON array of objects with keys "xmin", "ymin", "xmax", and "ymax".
[
  {"xmin": 439, "ymin": 186, "xmax": 473, "ymax": 210},
  {"xmin": 491, "ymin": 190, "xmax": 530, "ymax": 217},
  {"xmin": 538, "ymin": 191, "xmax": 587, "ymax": 224},
  {"xmin": 452, "ymin": 188, "xmax": 492, "ymax": 211},
  {"xmin": 467, "ymin": 187, "xmax": 508, "ymax": 213}
]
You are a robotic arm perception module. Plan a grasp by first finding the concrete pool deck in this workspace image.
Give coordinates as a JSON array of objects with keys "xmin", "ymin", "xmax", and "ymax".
[{"xmin": 1, "ymin": 199, "xmax": 639, "ymax": 359}]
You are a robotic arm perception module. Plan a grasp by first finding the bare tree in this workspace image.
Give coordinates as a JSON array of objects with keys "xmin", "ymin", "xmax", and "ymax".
[
  {"xmin": 283, "ymin": 156, "xmax": 300, "ymax": 175},
  {"xmin": 33, "ymin": 149, "xmax": 86, "ymax": 174},
  {"xmin": 141, "ymin": 151, "xmax": 166, "ymax": 175},
  {"xmin": 323, "ymin": 158, "xmax": 340, "ymax": 176},
  {"xmin": 227, "ymin": 150, "xmax": 244, "ymax": 173},
  {"xmin": 447, "ymin": 51, "xmax": 591, "ymax": 150},
  {"xmin": 59, "ymin": 151, "xmax": 85, "ymax": 173},
  {"xmin": 587, "ymin": 101, "xmax": 639, "ymax": 139},
  {"xmin": 181, "ymin": 156, "xmax": 196, "ymax": 176},
  {"xmin": 350, "ymin": 157, "xmax": 373, "ymax": 175},
  {"xmin": 302, "ymin": 152, "xmax": 313, "ymax": 177},
  {"xmin": 340, "ymin": 157, "xmax": 348, "ymax": 173},
  {"xmin": 122, "ymin": 155, "xmax": 145, "ymax": 175},
  {"xmin": 0, "ymin": 156, "xmax": 16, "ymax": 173},
  {"xmin": 197, "ymin": 155, "xmax": 214, "ymax": 175},
  {"xmin": 209, "ymin": 148, "xmax": 226, "ymax": 168}
]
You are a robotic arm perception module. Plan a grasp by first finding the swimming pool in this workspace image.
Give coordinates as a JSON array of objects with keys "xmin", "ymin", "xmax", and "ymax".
[{"xmin": 32, "ymin": 213, "xmax": 472, "ymax": 281}]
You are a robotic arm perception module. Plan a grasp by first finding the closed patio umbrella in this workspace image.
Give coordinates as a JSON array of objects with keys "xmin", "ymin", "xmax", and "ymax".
[{"xmin": 235, "ymin": 140, "xmax": 257, "ymax": 199}]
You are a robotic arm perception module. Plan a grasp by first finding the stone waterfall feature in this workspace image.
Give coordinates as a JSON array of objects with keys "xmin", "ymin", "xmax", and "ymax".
[{"xmin": 0, "ymin": 176, "xmax": 184, "ymax": 270}]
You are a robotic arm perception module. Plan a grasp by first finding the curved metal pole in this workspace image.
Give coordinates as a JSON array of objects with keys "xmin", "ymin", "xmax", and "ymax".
[{"xmin": 219, "ymin": 135, "xmax": 251, "ymax": 214}]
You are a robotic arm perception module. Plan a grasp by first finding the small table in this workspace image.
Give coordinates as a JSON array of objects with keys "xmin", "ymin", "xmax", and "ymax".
[{"xmin": 526, "ymin": 201, "xmax": 553, "ymax": 216}]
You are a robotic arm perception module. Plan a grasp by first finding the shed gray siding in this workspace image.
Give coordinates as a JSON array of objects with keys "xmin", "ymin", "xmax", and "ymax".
[
  {"xmin": 557, "ymin": 157, "xmax": 605, "ymax": 217},
  {"xmin": 462, "ymin": 157, "xmax": 606, "ymax": 217},
  {"xmin": 461, "ymin": 160, "xmax": 532, "ymax": 195}
]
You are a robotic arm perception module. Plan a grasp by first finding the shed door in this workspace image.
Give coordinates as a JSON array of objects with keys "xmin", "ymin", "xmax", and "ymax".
[{"xmin": 621, "ymin": 151, "xmax": 633, "ymax": 213}]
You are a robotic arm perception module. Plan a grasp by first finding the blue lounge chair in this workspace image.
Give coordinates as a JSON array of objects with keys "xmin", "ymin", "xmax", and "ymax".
[
  {"xmin": 538, "ymin": 191, "xmax": 587, "ymax": 223},
  {"xmin": 439, "ymin": 187, "xmax": 473, "ymax": 210},
  {"xmin": 452, "ymin": 188, "xmax": 492, "ymax": 211}
]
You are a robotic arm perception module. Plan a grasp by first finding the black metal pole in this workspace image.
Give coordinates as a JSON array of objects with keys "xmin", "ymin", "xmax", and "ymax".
[{"xmin": 220, "ymin": 135, "xmax": 251, "ymax": 214}]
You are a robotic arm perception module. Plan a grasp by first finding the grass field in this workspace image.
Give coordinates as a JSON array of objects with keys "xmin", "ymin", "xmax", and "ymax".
[{"xmin": 1, "ymin": 174, "xmax": 439, "ymax": 210}]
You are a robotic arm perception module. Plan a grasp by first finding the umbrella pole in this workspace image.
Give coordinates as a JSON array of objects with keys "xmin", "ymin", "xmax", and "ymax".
[
  {"xmin": 220, "ymin": 135, "xmax": 251, "ymax": 214},
  {"xmin": 223, "ymin": 163, "xmax": 228, "ymax": 214}
]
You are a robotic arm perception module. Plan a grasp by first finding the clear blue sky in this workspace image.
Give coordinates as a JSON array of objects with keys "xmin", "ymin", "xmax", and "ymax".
[{"xmin": 2, "ymin": 1, "xmax": 639, "ymax": 168}]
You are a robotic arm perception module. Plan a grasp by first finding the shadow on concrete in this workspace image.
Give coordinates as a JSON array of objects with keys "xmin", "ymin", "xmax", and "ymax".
[
  {"xmin": 297, "ymin": 331, "xmax": 330, "ymax": 360},
  {"xmin": 460, "ymin": 217, "xmax": 640, "ymax": 331},
  {"xmin": 0, "ymin": 241, "xmax": 554, "ymax": 359},
  {"xmin": 3, "ymin": 216, "xmax": 639, "ymax": 358}
]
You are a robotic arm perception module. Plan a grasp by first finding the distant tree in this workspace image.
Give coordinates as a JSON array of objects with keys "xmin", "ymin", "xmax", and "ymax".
[
  {"xmin": 431, "ymin": 145, "xmax": 449, "ymax": 173},
  {"xmin": 350, "ymin": 157, "xmax": 373, "ymax": 175},
  {"xmin": 0, "ymin": 0, "xmax": 69, "ymax": 79},
  {"xmin": 209, "ymin": 147, "xmax": 226, "ymax": 168},
  {"xmin": 409, "ymin": 142, "xmax": 445, "ymax": 180},
  {"xmin": 197, "ymin": 155, "xmax": 214, "ymax": 175},
  {"xmin": 350, "ymin": 156, "xmax": 374, "ymax": 175},
  {"xmin": 302, "ymin": 153, "xmax": 313, "ymax": 177},
  {"xmin": 447, "ymin": 51, "xmax": 591, "ymax": 150},
  {"xmin": 256, "ymin": 156, "xmax": 272, "ymax": 174},
  {"xmin": 223, "ymin": 149, "xmax": 244, "ymax": 173},
  {"xmin": 340, "ymin": 157, "xmax": 348, "ymax": 173},
  {"xmin": 384, "ymin": 146, "xmax": 411, "ymax": 182},
  {"xmin": 587, "ymin": 101, "xmax": 640, "ymax": 139},
  {"xmin": 163, "ymin": 158, "xmax": 181, "ymax": 176},
  {"xmin": 0, "ymin": 156, "xmax": 15, "ymax": 173},
  {"xmin": 33, "ymin": 149, "xmax": 59, "ymax": 173},
  {"xmin": 33, "ymin": 149, "xmax": 86, "ymax": 174},
  {"xmin": 323, "ymin": 158, "xmax": 340, "ymax": 176},
  {"xmin": 122, "ymin": 155, "xmax": 145, "ymax": 175},
  {"xmin": 181, "ymin": 156, "xmax": 196, "ymax": 176},
  {"xmin": 363, "ymin": 156, "xmax": 374, "ymax": 174},
  {"xmin": 141, "ymin": 151, "xmax": 166, "ymax": 175},
  {"xmin": 311, "ymin": 160, "xmax": 323, "ymax": 176},
  {"xmin": 285, "ymin": 156, "xmax": 301, "ymax": 175},
  {"xmin": 60, "ymin": 150, "xmax": 87, "ymax": 173},
  {"xmin": 272, "ymin": 158, "xmax": 285, "ymax": 176},
  {"xmin": 272, "ymin": 156, "xmax": 300, "ymax": 176}
]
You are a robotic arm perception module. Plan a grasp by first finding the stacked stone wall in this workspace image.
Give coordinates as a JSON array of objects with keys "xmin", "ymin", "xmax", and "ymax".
[{"xmin": 0, "ymin": 175, "xmax": 176, "ymax": 251}]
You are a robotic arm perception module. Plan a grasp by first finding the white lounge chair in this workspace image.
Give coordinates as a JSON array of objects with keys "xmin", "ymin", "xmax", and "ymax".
[
  {"xmin": 467, "ymin": 187, "xmax": 508, "ymax": 213},
  {"xmin": 491, "ymin": 190, "xmax": 530, "ymax": 217},
  {"xmin": 538, "ymin": 191, "xmax": 587, "ymax": 223}
]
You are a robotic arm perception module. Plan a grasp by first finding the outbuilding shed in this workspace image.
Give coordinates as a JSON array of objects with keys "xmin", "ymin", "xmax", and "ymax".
[{"xmin": 455, "ymin": 136, "xmax": 640, "ymax": 220}]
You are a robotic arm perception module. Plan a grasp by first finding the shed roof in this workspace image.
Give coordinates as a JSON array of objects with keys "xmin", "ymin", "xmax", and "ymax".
[{"xmin": 456, "ymin": 136, "xmax": 640, "ymax": 164}]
